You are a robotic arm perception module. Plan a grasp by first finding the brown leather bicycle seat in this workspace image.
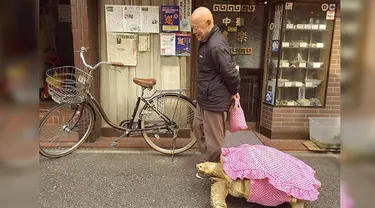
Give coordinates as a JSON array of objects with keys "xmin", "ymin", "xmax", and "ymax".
[{"xmin": 133, "ymin": 78, "xmax": 157, "ymax": 88}]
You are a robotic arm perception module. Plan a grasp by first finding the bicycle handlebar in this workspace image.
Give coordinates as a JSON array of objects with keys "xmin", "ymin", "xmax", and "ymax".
[
  {"xmin": 80, "ymin": 46, "xmax": 125, "ymax": 72},
  {"xmin": 110, "ymin": 62, "xmax": 125, "ymax": 67}
]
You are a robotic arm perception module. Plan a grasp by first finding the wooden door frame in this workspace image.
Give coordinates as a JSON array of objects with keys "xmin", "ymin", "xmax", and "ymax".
[
  {"xmin": 256, "ymin": 2, "xmax": 270, "ymax": 132},
  {"xmin": 190, "ymin": 0, "xmax": 203, "ymax": 101}
]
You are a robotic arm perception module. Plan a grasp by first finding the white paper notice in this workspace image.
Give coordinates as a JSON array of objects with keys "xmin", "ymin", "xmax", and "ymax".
[
  {"xmin": 140, "ymin": 6, "xmax": 159, "ymax": 33},
  {"xmin": 160, "ymin": 33, "xmax": 176, "ymax": 56},
  {"xmin": 295, "ymin": 82, "xmax": 303, "ymax": 87},
  {"xmin": 107, "ymin": 33, "xmax": 137, "ymax": 66},
  {"xmin": 105, "ymin": 5, "xmax": 124, "ymax": 32},
  {"xmin": 179, "ymin": 0, "xmax": 192, "ymax": 32},
  {"xmin": 285, "ymin": 82, "xmax": 292, "ymax": 87},
  {"xmin": 138, "ymin": 35, "xmax": 150, "ymax": 51},
  {"xmin": 283, "ymin": 42, "xmax": 290, "ymax": 48},
  {"xmin": 124, "ymin": 6, "xmax": 141, "ymax": 32},
  {"xmin": 317, "ymin": 43, "xmax": 324, "ymax": 48},
  {"xmin": 300, "ymin": 42, "xmax": 308, "ymax": 48},
  {"xmin": 306, "ymin": 82, "xmax": 313, "ymax": 87},
  {"xmin": 138, "ymin": 34, "xmax": 150, "ymax": 52}
]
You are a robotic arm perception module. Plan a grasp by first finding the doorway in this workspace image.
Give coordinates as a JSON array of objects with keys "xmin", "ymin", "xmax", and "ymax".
[
  {"xmin": 193, "ymin": 0, "xmax": 269, "ymax": 130},
  {"xmin": 39, "ymin": 0, "xmax": 74, "ymax": 110}
]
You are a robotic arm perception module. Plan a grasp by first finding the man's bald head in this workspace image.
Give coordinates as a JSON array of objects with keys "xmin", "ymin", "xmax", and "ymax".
[
  {"xmin": 191, "ymin": 7, "xmax": 214, "ymax": 41},
  {"xmin": 191, "ymin": 7, "xmax": 214, "ymax": 25}
]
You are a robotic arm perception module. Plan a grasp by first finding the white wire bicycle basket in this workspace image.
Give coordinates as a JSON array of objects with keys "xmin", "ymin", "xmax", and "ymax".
[{"xmin": 45, "ymin": 66, "xmax": 93, "ymax": 104}]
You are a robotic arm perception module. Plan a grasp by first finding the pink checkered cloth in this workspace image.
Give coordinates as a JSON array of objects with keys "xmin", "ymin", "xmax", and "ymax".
[
  {"xmin": 221, "ymin": 144, "xmax": 321, "ymax": 206},
  {"xmin": 341, "ymin": 183, "xmax": 353, "ymax": 208}
]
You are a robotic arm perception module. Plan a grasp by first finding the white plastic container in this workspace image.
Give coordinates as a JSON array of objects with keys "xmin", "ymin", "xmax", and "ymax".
[{"xmin": 309, "ymin": 117, "xmax": 340, "ymax": 148}]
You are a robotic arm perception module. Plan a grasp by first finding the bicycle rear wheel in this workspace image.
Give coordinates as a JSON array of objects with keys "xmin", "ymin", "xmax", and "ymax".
[
  {"xmin": 140, "ymin": 93, "xmax": 196, "ymax": 154},
  {"xmin": 39, "ymin": 103, "xmax": 94, "ymax": 158}
]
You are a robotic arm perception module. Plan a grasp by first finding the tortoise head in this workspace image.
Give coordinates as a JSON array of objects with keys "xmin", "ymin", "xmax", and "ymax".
[{"xmin": 196, "ymin": 162, "xmax": 223, "ymax": 177}]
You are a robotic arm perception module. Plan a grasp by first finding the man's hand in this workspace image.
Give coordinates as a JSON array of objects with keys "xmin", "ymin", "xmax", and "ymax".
[{"xmin": 231, "ymin": 93, "xmax": 240, "ymax": 100}]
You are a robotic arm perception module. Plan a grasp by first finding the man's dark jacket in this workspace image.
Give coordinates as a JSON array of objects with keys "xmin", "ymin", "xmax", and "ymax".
[{"xmin": 197, "ymin": 25, "xmax": 241, "ymax": 112}]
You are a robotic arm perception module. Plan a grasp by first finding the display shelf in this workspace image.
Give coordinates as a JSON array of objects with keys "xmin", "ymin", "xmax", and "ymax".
[{"xmin": 264, "ymin": 1, "xmax": 336, "ymax": 107}]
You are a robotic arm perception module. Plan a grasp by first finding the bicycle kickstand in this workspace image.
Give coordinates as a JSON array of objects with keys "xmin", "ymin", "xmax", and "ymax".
[
  {"xmin": 171, "ymin": 139, "xmax": 176, "ymax": 162},
  {"xmin": 109, "ymin": 130, "xmax": 130, "ymax": 148},
  {"xmin": 171, "ymin": 130, "xmax": 178, "ymax": 162}
]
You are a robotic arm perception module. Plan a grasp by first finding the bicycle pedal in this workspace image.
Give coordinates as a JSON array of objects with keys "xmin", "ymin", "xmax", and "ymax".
[{"xmin": 109, "ymin": 141, "xmax": 118, "ymax": 148}]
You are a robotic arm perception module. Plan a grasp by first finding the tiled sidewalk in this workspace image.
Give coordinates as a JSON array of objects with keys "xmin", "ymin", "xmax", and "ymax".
[{"xmin": 254, "ymin": 132, "xmax": 308, "ymax": 151}]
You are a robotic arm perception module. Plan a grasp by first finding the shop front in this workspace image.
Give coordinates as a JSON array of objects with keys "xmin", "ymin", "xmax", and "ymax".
[
  {"xmin": 41, "ymin": 0, "xmax": 340, "ymax": 142},
  {"xmin": 260, "ymin": 1, "xmax": 340, "ymax": 139}
]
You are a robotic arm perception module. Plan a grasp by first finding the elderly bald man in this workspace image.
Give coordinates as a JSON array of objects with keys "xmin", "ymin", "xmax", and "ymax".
[{"xmin": 191, "ymin": 7, "xmax": 241, "ymax": 179}]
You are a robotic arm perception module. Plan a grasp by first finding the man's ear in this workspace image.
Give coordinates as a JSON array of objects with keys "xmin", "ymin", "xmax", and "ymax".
[{"xmin": 206, "ymin": 19, "xmax": 212, "ymax": 26}]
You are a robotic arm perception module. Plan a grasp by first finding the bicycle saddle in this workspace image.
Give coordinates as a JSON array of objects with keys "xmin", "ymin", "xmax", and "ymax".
[{"xmin": 133, "ymin": 78, "xmax": 157, "ymax": 89}]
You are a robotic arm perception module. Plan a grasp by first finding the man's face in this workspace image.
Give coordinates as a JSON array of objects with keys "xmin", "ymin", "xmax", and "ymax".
[{"xmin": 191, "ymin": 18, "xmax": 209, "ymax": 42}]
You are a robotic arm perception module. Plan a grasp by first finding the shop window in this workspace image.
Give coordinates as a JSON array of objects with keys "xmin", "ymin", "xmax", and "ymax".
[{"xmin": 264, "ymin": 2, "xmax": 336, "ymax": 107}]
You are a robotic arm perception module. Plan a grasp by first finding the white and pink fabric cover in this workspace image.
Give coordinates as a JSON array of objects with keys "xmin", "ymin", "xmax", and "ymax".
[{"xmin": 221, "ymin": 144, "xmax": 321, "ymax": 206}]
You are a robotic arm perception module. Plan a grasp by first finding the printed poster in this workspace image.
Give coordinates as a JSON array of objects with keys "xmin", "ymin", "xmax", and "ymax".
[
  {"xmin": 326, "ymin": 11, "xmax": 335, "ymax": 20},
  {"xmin": 176, "ymin": 33, "xmax": 191, "ymax": 56},
  {"xmin": 140, "ymin": 6, "xmax": 159, "ymax": 33},
  {"xmin": 272, "ymin": 40, "xmax": 279, "ymax": 52},
  {"xmin": 160, "ymin": 33, "xmax": 176, "ymax": 56},
  {"xmin": 105, "ymin": 5, "xmax": 124, "ymax": 32},
  {"xmin": 265, "ymin": 92, "xmax": 274, "ymax": 104},
  {"xmin": 161, "ymin": 6, "xmax": 180, "ymax": 32},
  {"xmin": 107, "ymin": 33, "xmax": 137, "ymax": 66},
  {"xmin": 124, "ymin": 6, "xmax": 141, "ymax": 32},
  {"xmin": 179, "ymin": 0, "xmax": 192, "ymax": 32},
  {"xmin": 105, "ymin": 5, "xmax": 159, "ymax": 33}
]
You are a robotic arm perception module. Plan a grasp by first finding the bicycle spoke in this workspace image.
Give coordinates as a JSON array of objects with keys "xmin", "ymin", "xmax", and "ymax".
[
  {"xmin": 39, "ymin": 103, "xmax": 94, "ymax": 158},
  {"xmin": 171, "ymin": 95, "xmax": 180, "ymax": 122},
  {"xmin": 141, "ymin": 94, "xmax": 196, "ymax": 155}
]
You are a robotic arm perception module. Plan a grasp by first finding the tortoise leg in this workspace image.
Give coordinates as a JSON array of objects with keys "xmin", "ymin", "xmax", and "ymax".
[
  {"xmin": 290, "ymin": 198, "xmax": 305, "ymax": 208},
  {"xmin": 210, "ymin": 177, "xmax": 229, "ymax": 208}
]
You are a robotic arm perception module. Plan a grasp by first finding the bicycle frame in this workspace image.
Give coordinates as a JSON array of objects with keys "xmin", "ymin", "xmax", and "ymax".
[
  {"xmin": 78, "ymin": 47, "xmax": 174, "ymax": 136},
  {"xmin": 85, "ymin": 88, "xmax": 173, "ymax": 136}
]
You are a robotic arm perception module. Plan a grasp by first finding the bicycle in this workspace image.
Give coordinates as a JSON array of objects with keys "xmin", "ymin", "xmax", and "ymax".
[{"xmin": 39, "ymin": 47, "xmax": 197, "ymax": 158}]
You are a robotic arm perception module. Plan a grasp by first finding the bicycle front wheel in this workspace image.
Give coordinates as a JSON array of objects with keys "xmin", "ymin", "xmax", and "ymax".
[
  {"xmin": 140, "ymin": 93, "xmax": 196, "ymax": 154},
  {"xmin": 39, "ymin": 103, "xmax": 95, "ymax": 158}
]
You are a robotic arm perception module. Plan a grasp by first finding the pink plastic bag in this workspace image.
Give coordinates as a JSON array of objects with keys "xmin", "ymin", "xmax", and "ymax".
[{"xmin": 229, "ymin": 98, "xmax": 248, "ymax": 133}]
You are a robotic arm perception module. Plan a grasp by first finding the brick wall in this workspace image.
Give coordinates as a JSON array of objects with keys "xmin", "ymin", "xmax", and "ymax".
[
  {"xmin": 70, "ymin": 0, "xmax": 100, "ymax": 141},
  {"xmin": 71, "ymin": 0, "xmax": 92, "ymax": 69},
  {"xmin": 260, "ymin": 15, "xmax": 341, "ymax": 139}
]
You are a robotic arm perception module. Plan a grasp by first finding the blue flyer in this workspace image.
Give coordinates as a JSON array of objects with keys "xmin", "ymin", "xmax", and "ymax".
[
  {"xmin": 161, "ymin": 6, "xmax": 180, "ymax": 32},
  {"xmin": 265, "ymin": 92, "xmax": 274, "ymax": 104},
  {"xmin": 272, "ymin": 40, "xmax": 279, "ymax": 52},
  {"xmin": 176, "ymin": 33, "xmax": 191, "ymax": 56}
]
